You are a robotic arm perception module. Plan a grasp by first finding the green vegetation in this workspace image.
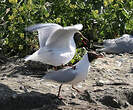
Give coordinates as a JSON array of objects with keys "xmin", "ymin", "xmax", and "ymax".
[{"xmin": 0, "ymin": 0, "xmax": 133, "ymax": 57}]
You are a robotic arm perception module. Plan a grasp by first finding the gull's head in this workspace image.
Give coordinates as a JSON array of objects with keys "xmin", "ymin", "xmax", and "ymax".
[{"xmin": 74, "ymin": 31, "xmax": 89, "ymax": 48}]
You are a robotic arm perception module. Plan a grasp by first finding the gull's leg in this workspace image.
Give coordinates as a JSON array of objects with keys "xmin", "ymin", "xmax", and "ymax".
[
  {"xmin": 57, "ymin": 84, "xmax": 63, "ymax": 98},
  {"xmin": 59, "ymin": 64, "xmax": 64, "ymax": 69},
  {"xmin": 72, "ymin": 85, "xmax": 81, "ymax": 93},
  {"xmin": 61, "ymin": 64, "xmax": 64, "ymax": 68},
  {"xmin": 67, "ymin": 64, "xmax": 76, "ymax": 70},
  {"xmin": 53, "ymin": 64, "xmax": 65, "ymax": 71},
  {"xmin": 72, "ymin": 66, "xmax": 76, "ymax": 70},
  {"xmin": 53, "ymin": 66, "xmax": 58, "ymax": 70}
]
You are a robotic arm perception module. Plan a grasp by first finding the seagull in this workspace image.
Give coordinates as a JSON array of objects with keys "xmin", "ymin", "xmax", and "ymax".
[
  {"xmin": 97, "ymin": 34, "xmax": 133, "ymax": 54},
  {"xmin": 25, "ymin": 23, "xmax": 86, "ymax": 66},
  {"xmin": 43, "ymin": 50, "xmax": 103, "ymax": 97}
]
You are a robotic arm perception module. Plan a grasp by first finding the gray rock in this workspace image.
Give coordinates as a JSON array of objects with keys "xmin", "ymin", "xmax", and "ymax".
[{"xmin": 97, "ymin": 34, "xmax": 133, "ymax": 54}]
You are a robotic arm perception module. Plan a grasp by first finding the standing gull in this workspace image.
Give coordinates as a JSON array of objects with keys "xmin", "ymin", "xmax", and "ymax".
[
  {"xmin": 43, "ymin": 51, "xmax": 103, "ymax": 97},
  {"xmin": 25, "ymin": 23, "xmax": 85, "ymax": 66}
]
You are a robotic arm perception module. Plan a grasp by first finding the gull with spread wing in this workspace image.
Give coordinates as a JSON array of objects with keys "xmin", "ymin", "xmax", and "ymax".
[{"xmin": 25, "ymin": 23, "xmax": 85, "ymax": 66}]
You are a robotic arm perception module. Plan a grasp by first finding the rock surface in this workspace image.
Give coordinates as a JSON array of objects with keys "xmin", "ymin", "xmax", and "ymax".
[{"xmin": 0, "ymin": 53, "xmax": 133, "ymax": 110}]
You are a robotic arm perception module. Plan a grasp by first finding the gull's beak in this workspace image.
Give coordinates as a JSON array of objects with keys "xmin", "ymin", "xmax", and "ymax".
[
  {"xmin": 75, "ymin": 31, "xmax": 89, "ymax": 49},
  {"xmin": 76, "ymin": 31, "xmax": 89, "ymax": 41}
]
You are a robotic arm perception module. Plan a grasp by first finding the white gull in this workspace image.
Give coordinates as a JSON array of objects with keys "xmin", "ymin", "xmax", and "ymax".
[
  {"xmin": 43, "ymin": 51, "xmax": 103, "ymax": 97},
  {"xmin": 25, "ymin": 23, "xmax": 83, "ymax": 66}
]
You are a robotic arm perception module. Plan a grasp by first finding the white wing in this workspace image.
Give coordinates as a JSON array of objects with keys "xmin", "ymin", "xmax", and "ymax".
[
  {"xmin": 25, "ymin": 23, "xmax": 62, "ymax": 48},
  {"xmin": 45, "ymin": 24, "xmax": 83, "ymax": 48}
]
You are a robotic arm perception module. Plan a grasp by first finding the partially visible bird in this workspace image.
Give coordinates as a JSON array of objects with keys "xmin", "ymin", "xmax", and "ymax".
[
  {"xmin": 43, "ymin": 50, "xmax": 103, "ymax": 97},
  {"xmin": 25, "ymin": 23, "xmax": 85, "ymax": 66},
  {"xmin": 97, "ymin": 34, "xmax": 133, "ymax": 54}
]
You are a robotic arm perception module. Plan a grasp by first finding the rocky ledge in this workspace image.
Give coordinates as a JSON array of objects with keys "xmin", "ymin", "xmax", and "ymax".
[{"xmin": 0, "ymin": 53, "xmax": 133, "ymax": 110}]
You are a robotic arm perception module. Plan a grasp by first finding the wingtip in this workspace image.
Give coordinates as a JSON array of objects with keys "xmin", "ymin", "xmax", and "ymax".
[
  {"xmin": 24, "ymin": 55, "xmax": 31, "ymax": 61},
  {"xmin": 24, "ymin": 23, "xmax": 44, "ymax": 32},
  {"xmin": 74, "ymin": 24, "xmax": 83, "ymax": 30},
  {"xmin": 25, "ymin": 23, "xmax": 62, "ymax": 32},
  {"xmin": 24, "ymin": 25, "xmax": 38, "ymax": 32},
  {"xmin": 24, "ymin": 25, "xmax": 35, "ymax": 32}
]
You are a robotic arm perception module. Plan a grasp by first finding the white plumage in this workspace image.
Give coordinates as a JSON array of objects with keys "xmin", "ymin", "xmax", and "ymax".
[
  {"xmin": 42, "ymin": 51, "xmax": 103, "ymax": 97},
  {"xmin": 43, "ymin": 53, "xmax": 90, "ymax": 85},
  {"xmin": 25, "ymin": 23, "xmax": 83, "ymax": 66}
]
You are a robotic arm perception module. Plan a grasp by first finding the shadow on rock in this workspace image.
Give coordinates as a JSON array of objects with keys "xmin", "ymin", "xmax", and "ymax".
[
  {"xmin": 99, "ymin": 95, "xmax": 121, "ymax": 108},
  {"xmin": 0, "ymin": 55, "xmax": 9, "ymax": 66},
  {"xmin": 4, "ymin": 59, "xmax": 51, "ymax": 78},
  {"xmin": 99, "ymin": 89, "xmax": 133, "ymax": 109},
  {"xmin": 130, "ymin": 68, "xmax": 133, "ymax": 73},
  {"xmin": 0, "ymin": 83, "xmax": 65, "ymax": 110},
  {"xmin": 124, "ymin": 89, "xmax": 133, "ymax": 105},
  {"xmin": 78, "ymin": 90, "xmax": 96, "ymax": 103}
]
